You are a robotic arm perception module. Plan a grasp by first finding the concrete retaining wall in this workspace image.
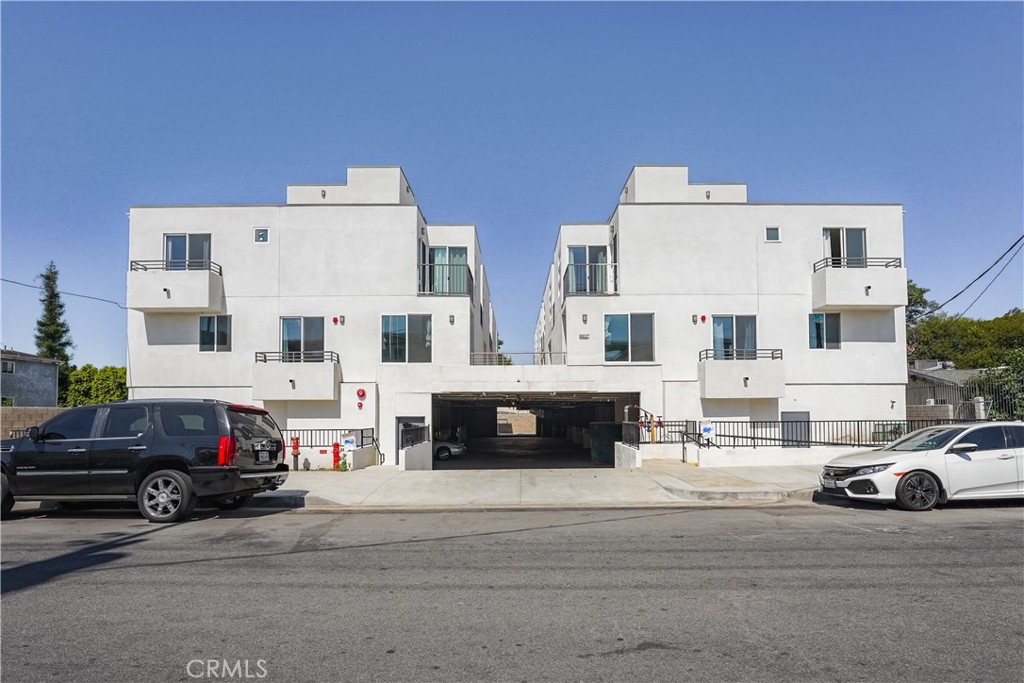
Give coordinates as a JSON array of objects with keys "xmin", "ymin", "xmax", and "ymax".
[
  {"xmin": 906, "ymin": 404, "xmax": 954, "ymax": 420},
  {"xmin": 614, "ymin": 442, "xmax": 642, "ymax": 468},
  {"xmin": 640, "ymin": 443, "xmax": 683, "ymax": 461}
]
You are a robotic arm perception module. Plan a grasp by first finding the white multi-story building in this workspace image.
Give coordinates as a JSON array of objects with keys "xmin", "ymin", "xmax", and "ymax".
[
  {"xmin": 127, "ymin": 163, "xmax": 909, "ymax": 469},
  {"xmin": 535, "ymin": 164, "xmax": 909, "ymax": 427}
]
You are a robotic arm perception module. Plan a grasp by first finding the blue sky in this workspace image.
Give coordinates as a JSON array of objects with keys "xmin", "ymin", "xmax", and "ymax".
[{"xmin": 2, "ymin": 2, "xmax": 1022, "ymax": 369}]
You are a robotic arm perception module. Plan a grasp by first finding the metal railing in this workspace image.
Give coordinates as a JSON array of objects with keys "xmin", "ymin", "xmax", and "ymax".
[
  {"xmin": 638, "ymin": 418, "xmax": 987, "ymax": 449},
  {"xmin": 255, "ymin": 351, "xmax": 340, "ymax": 363},
  {"xmin": 470, "ymin": 352, "xmax": 567, "ymax": 366},
  {"xmin": 418, "ymin": 264, "xmax": 474, "ymax": 297},
  {"xmin": 563, "ymin": 262, "xmax": 619, "ymax": 296},
  {"xmin": 698, "ymin": 348, "xmax": 783, "ymax": 361},
  {"xmin": 130, "ymin": 259, "xmax": 223, "ymax": 275},
  {"xmin": 281, "ymin": 427, "xmax": 375, "ymax": 448},
  {"xmin": 812, "ymin": 257, "xmax": 902, "ymax": 272},
  {"xmin": 622, "ymin": 422, "xmax": 641, "ymax": 449},
  {"xmin": 400, "ymin": 424, "xmax": 429, "ymax": 448}
]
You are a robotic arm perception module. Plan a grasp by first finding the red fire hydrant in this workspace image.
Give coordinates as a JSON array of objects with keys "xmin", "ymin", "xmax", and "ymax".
[
  {"xmin": 332, "ymin": 442, "xmax": 341, "ymax": 469},
  {"xmin": 290, "ymin": 436, "xmax": 300, "ymax": 471}
]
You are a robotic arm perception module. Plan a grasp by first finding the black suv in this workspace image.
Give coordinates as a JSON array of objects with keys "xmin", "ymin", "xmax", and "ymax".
[{"xmin": 1, "ymin": 399, "xmax": 288, "ymax": 523}]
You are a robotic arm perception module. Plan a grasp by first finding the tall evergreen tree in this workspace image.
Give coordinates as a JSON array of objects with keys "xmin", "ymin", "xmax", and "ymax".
[{"xmin": 34, "ymin": 261, "xmax": 74, "ymax": 404}]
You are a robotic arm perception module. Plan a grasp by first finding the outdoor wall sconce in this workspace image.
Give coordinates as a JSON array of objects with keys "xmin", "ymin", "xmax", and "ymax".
[
  {"xmin": 691, "ymin": 314, "xmax": 698, "ymax": 325},
  {"xmin": 449, "ymin": 315, "xmax": 455, "ymax": 325},
  {"xmin": 289, "ymin": 379, "xmax": 295, "ymax": 389},
  {"xmin": 865, "ymin": 285, "xmax": 872, "ymax": 296},
  {"xmin": 321, "ymin": 189, "xmax": 326, "ymax": 199},
  {"xmin": 743, "ymin": 377, "xmax": 749, "ymax": 388},
  {"xmin": 333, "ymin": 315, "xmax": 345, "ymax": 325},
  {"xmin": 706, "ymin": 190, "xmax": 711, "ymax": 200},
  {"xmin": 582, "ymin": 314, "xmax": 588, "ymax": 324},
  {"xmin": 162, "ymin": 287, "xmax": 170, "ymax": 298}
]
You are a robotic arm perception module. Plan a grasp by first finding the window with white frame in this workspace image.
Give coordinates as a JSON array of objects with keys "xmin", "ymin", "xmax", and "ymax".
[
  {"xmin": 1, "ymin": 360, "xmax": 14, "ymax": 374},
  {"xmin": 199, "ymin": 315, "xmax": 232, "ymax": 352},
  {"xmin": 382, "ymin": 314, "xmax": 432, "ymax": 363},
  {"xmin": 809, "ymin": 313, "xmax": 841, "ymax": 349},
  {"xmin": 281, "ymin": 317, "xmax": 324, "ymax": 362},
  {"xmin": 604, "ymin": 313, "xmax": 654, "ymax": 362}
]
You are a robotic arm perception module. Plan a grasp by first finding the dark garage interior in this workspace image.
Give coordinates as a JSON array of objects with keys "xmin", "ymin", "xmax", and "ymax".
[{"xmin": 431, "ymin": 392, "xmax": 638, "ymax": 470}]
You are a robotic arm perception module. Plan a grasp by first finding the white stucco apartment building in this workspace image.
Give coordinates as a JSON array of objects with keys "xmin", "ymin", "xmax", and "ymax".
[
  {"xmin": 535, "ymin": 165, "xmax": 909, "ymax": 426},
  {"xmin": 126, "ymin": 164, "xmax": 909, "ymax": 468}
]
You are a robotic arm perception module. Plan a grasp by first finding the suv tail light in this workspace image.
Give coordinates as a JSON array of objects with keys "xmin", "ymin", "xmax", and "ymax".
[{"xmin": 217, "ymin": 436, "xmax": 237, "ymax": 466}]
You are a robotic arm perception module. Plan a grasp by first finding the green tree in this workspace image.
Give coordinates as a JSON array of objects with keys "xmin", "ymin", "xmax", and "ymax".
[
  {"xmin": 33, "ymin": 261, "xmax": 74, "ymax": 404},
  {"xmin": 983, "ymin": 347, "xmax": 1024, "ymax": 420},
  {"xmin": 911, "ymin": 309, "xmax": 1024, "ymax": 368},
  {"xmin": 906, "ymin": 280, "xmax": 938, "ymax": 329},
  {"xmin": 64, "ymin": 365, "xmax": 128, "ymax": 407}
]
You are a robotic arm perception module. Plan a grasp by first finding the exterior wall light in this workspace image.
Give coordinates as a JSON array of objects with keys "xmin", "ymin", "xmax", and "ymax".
[
  {"xmin": 705, "ymin": 190, "xmax": 711, "ymax": 200},
  {"xmin": 321, "ymin": 189, "xmax": 326, "ymax": 199},
  {"xmin": 162, "ymin": 288, "xmax": 170, "ymax": 298},
  {"xmin": 691, "ymin": 314, "xmax": 698, "ymax": 325},
  {"xmin": 582, "ymin": 314, "xmax": 588, "ymax": 324},
  {"xmin": 449, "ymin": 315, "xmax": 455, "ymax": 325}
]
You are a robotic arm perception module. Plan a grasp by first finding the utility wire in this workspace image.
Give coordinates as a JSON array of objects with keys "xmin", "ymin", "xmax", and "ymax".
[
  {"xmin": 950, "ymin": 241, "xmax": 1024, "ymax": 321},
  {"xmin": 1, "ymin": 277, "xmax": 126, "ymax": 309},
  {"xmin": 922, "ymin": 233, "xmax": 1024, "ymax": 317}
]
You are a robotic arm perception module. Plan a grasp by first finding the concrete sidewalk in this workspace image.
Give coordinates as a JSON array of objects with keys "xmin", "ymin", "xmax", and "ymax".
[{"xmin": 254, "ymin": 461, "xmax": 823, "ymax": 511}]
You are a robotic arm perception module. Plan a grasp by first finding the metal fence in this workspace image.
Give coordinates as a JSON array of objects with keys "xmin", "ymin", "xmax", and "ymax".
[
  {"xmin": 470, "ymin": 352, "xmax": 567, "ymax": 365},
  {"xmin": 698, "ymin": 349, "xmax": 783, "ymax": 361},
  {"xmin": 255, "ymin": 351, "xmax": 340, "ymax": 363},
  {"xmin": 130, "ymin": 259, "xmax": 223, "ymax": 275},
  {"xmin": 812, "ymin": 257, "xmax": 902, "ymax": 272},
  {"xmin": 281, "ymin": 427, "xmax": 374, "ymax": 448},
  {"xmin": 630, "ymin": 418, "xmax": 988, "ymax": 449},
  {"xmin": 907, "ymin": 376, "xmax": 1015, "ymax": 419},
  {"xmin": 400, "ymin": 424, "xmax": 429, "ymax": 448}
]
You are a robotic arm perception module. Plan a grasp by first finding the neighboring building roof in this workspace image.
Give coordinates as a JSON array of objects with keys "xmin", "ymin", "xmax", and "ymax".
[
  {"xmin": 908, "ymin": 367, "xmax": 990, "ymax": 385},
  {"xmin": 0, "ymin": 349, "xmax": 64, "ymax": 365}
]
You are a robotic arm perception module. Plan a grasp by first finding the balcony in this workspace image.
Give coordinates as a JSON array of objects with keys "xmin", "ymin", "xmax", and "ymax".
[
  {"xmin": 418, "ymin": 264, "xmax": 474, "ymax": 298},
  {"xmin": 252, "ymin": 351, "xmax": 342, "ymax": 401},
  {"xmin": 562, "ymin": 262, "xmax": 619, "ymax": 296},
  {"xmin": 811, "ymin": 257, "xmax": 907, "ymax": 311},
  {"xmin": 126, "ymin": 260, "xmax": 224, "ymax": 313},
  {"xmin": 698, "ymin": 349, "xmax": 786, "ymax": 399}
]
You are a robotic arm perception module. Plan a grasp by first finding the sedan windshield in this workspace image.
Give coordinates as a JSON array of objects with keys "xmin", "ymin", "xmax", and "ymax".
[{"xmin": 883, "ymin": 427, "xmax": 965, "ymax": 452}]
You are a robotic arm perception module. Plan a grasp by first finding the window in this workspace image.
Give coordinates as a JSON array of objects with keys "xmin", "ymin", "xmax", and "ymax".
[
  {"xmin": 102, "ymin": 406, "xmax": 149, "ymax": 438},
  {"xmin": 382, "ymin": 314, "xmax": 432, "ymax": 363},
  {"xmin": 604, "ymin": 313, "xmax": 654, "ymax": 362},
  {"xmin": 1, "ymin": 360, "xmax": 14, "ymax": 374},
  {"xmin": 160, "ymin": 405, "xmax": 219, "ymax": 437},
  {"xmin": 426, "ymin": 247, "xmax": 469, "ymax": 294},
  {"xmin": 164, "ymin": 233, "xmax": 211, "ymax": 270},
  {"xmin": 200, "ymin": 315, "xmax": 232, "ymax": 352},
  {"xmin": 281, "ymin": 317, "xmax": 324, "ymax": 362},
  {"xmin": 809, "ymin": 313, "xmax": 841, "ymax": 349},
  {"xmin": 41, "ymin": 407, "xmax": 99, "ymax": 440},
  {"xmin": 254, "ymin": 227, "xmax": 269, "ymax": 243},
  {"xmin": 568, "ymin": 245, "xmax": 610, "ymax": 294},
  {"xmin": 960, "ymin": 427, "xmax": 1008, "ymax": 451},
  {"xmin": 712, "ymin": 315, "xmax": 757, "ymax": 359},
  {"xmin": 765, "ymin": 227, "xmax": 781, "ymax": 242},
  {"xmin": 823, "ymin": 227, "xmax": 866, "ymax": 267}
]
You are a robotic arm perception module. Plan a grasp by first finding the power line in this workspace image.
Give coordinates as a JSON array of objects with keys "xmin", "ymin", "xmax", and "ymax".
[
  {"xmin": 951, "ymin": 241, "xmax": 1024, "ymax": 321},
  {"xmin": 922, "ymin": 233, "xmax": 1024, "ymax": 317},
  {"xmin": 1, "ymin": 278, "xmax": 126, "ymax": 309}
]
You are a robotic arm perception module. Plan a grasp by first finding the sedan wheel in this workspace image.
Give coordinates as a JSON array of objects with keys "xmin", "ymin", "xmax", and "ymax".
[
  {"xmin": 435, "ymin": 446, "xmax": 452, "ymax": 461},
  {"xmin": 138, "ymin": 470, "xmax": 195, "ymax": 523},
  {"xmin": 896, "ymin": 471, "xmax": 940, "ymax": 511}
]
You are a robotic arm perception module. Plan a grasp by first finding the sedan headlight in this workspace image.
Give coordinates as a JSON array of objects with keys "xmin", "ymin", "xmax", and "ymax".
[{"xmin": 854, "ymin": 463, "xmax": 893, "ymax": 476}]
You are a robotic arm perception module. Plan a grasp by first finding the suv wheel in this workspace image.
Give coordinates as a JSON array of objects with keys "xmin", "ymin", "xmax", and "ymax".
[
  {"xmin": 436, "ymin": 447, "xmax": 452, "ymax": 461},
  {"xmin": 1, "ymin": 473, "xmax": 14, "ymax": 519},
  {"xmin": 138, "ymin": 470, "xmax": 195, "ymax": 523},
  {"xmin": 210, "ymin": 493, "xmax": 254, "ymax": 510}
]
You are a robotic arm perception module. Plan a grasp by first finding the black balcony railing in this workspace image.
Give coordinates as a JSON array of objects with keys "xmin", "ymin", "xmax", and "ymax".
[
  {"xmin": 812, "ymin": 257, "xmax": 902, "ymax": 272},
  {"xmin": 562, "ymin": 262, "xmax": 619, "ymax": 296},
  {"xmin": 400, "ymin": 424, "xmax": 429, "ymax": 448},
  {"xmin": 698, "ymin": 348, "xmax": 783, "ymax": 361},
  {"xmin": 255, "ymin": 351, "xmax": 340, "ymax": 363},
  {"xmin": 470, "ymin": 352, "xmax": 567, "ymax": 365},
  {"xmin": 130, "ymin": 259, "xmax": 223, "ymax": 275},
  {"xmin": 418, "ymin": 264, "xmax": 474, "ymax": 296}
]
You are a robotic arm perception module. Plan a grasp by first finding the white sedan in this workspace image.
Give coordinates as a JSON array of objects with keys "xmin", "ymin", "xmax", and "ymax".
[{"xmin": 820, "ymin": 422, "xmax": 1024, "ymax": 511}]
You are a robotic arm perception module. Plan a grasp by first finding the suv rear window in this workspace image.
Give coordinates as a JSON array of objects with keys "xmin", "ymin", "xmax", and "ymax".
[
  {"xmin": 228, "ymin": 409, "xmax": 281, "ymax": 440},
  {"xmin": 160, "ymin": 405, "xmax": 220, "ymax": 437}
]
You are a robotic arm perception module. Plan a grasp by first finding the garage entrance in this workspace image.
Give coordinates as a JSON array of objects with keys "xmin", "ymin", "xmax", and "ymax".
[{"xmin": 431, "ymin": 392, "xmax": 638, "ymax": 470}]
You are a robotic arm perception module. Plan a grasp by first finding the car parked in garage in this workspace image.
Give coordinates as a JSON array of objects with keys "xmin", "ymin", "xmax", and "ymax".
[
  {"xmin": 819, "ymin": 422, "xmax": 1024, "ymax": 510},
  {"xmin": 1, "ymin": 399, "xmax": 288, "ymax": 522}
]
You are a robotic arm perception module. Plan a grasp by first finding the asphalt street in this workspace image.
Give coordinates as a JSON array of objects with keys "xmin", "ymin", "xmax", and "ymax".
[{"xmin": 1, "ymin": 498, "xmax": 1022, "ymax": 683}]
